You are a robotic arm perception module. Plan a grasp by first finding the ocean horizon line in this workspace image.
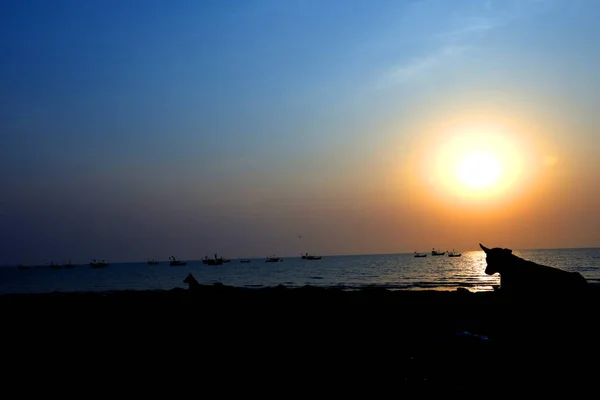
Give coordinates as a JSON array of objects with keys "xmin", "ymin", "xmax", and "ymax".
[{"xmin": 3, "ymin": 246, "xmax": 599, "ymax": 268}]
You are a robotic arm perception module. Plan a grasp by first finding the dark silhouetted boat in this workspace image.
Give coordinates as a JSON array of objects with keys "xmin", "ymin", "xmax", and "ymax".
[
  {"xmin": 431, "ymin": 249, "xmax": 446, "ymax": 256},
  {"xmin": 203, "ymin": 254, "xmax": 227, "ymax": 265},
  {"xmin": 90, "ymin": 260, "xmax": 109, "ymax": 268},
  {"xmin": 147, "ymin": 258, "xmax": 158, "ymax": 265},
  {"xmin": 266, "ymin": 255, "xmax": 281, "ymax": 263},
  {"xmin": 301, "ymin": 253, "xmax": 322, "ymax": 260},
  {"xmin": 414, "ymin": 252, "xmax": 427, "ymax": 258},
  {"xmin": 169, "ymin": 256, "xmax": 186, "ymax": 266},
  {"xmin": 49, "ymin": 262, "xmax": 61, "ymax": 269},
  {"xmin": 448, "ymin": 250, "xmax": 462, "ymax": 257}
]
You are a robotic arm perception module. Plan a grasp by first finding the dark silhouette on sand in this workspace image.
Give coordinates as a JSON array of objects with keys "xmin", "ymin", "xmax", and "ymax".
[
  {"xmin": 183, "ymin": 273, "xmax": 200, "ymax": 289},
  {"xmin": 480, "ymin": 243, "xmax": 588, "ymax": 297}
]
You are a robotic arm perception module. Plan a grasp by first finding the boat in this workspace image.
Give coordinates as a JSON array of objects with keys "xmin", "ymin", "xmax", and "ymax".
[
  {"xmin": 203, "ymin": 254, "xmax": 227, "ymax": 265},
  {"xmin": 169, "ymin": 256, "xmax": 186, "ymax": 266},
  {"xmin": 431, "ymin": 249, "xmax": 446, "ymax": 256},
  {"xmin": 17, "ymin": 264, "xmax": 31, "ymax": 270},
  {"xmin": 90, "ymin": 260, "xmax": 109, "ymax": 268},
  {"xmin": 414, "ymin": 252, "xmax": 427, "ymax": 258},
  {"xmin": 301, "ymin": 253, "xmax": 322, "ymax": 260},
  {"xmin": 448, "ymin": 250, "xmax": 462, "ymax": 257},
  {"xmin": 240, "ymin": 259, "xmax": 251, "ymax": 263},
  {"xmin": 49, "ymin": 262, "xmax": 61, "ymax": 269},
  {"xmin": 204, "ymin": 257, "xmax": 223, "ymax": 266},
  {"xmin": 265, "ymin": 255, "xmax": 281, "ymax": 263},
  {"xmin": 147, "ymin": 258, "xmax": 159, "ymax": 265}
]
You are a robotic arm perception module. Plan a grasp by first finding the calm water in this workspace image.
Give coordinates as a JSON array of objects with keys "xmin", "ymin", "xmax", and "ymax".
[{"xmin": 1, "ymin": 248, "xmax": 599, "ymax": 295}]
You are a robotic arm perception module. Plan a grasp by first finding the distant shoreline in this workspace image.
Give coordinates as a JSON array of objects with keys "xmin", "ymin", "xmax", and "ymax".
[{"xmin": 2, "ymin": 281, "xmax": 599, "ymax": 304}]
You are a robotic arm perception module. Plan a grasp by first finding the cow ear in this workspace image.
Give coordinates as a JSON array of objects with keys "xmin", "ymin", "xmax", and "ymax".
[
  {"xmin": 503, "ymin": 248, "xmax": 512, "ymax": 255},
  {"xmin": 479, "ymin": 243, "xmax": 490, "ymax": 253}
]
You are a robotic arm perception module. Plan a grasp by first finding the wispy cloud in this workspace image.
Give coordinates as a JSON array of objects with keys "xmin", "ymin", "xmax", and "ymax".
[
  {"xmin": 441, "ymin": 18, "xmax": 503, "ymax": 40},
  {"xmin": 371, "ymin": 0, "xmax": 560, "ymax": 90},
  {"xmin": 374, "ymin": 10, "xmax": 503, "ymax": 89},
  {"xmin": 384, "ymin": 45, "xmax": 468, "ymax": 85}
]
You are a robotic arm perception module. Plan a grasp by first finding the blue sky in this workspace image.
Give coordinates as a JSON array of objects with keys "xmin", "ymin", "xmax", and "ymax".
[{"xmin": 2, "ymin": 0, "xmax": 600, "ymax": 264}]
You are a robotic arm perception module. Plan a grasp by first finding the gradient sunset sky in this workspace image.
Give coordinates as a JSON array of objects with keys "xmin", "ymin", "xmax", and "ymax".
[{"xmin": 2, "ymin": 0, "xmax": 599, "ymax": 265}]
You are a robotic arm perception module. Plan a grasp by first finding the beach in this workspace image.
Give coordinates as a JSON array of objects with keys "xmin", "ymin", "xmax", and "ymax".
[{"xmin": 3, "ymin": 283, "xmax": 599, "ymax": 389}]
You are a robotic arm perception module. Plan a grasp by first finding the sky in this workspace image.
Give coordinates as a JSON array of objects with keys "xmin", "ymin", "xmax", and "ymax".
[{"xmin": 2, "ymin": 0, "xmax": 600, "ymax": 265}]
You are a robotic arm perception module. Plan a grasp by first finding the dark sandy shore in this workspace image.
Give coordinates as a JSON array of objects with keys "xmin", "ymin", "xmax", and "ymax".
[{"xmin": 2, "ymin": 284, "xmax": 599, "ymax": 389}]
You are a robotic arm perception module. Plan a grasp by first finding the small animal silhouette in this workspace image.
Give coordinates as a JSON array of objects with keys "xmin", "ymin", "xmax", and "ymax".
[{"xmin": 183, "ymin": 273, "xmax": 200, "ymax": 289}]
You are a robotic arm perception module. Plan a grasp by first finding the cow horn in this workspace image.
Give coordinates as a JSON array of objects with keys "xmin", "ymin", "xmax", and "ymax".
[{"xmin": 479, "ymin": 243, "xmax": 490, "ymax": 253}]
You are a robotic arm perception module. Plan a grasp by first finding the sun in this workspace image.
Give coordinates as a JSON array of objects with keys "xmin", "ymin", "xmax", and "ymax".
[
  {"xmin": 418, "ymin": 122, "xmax": 526, "ymax": 200},
  {"xmin": 456, "ymin": 152, "xmax": 502, "ymax": 189},
  {"xmin": 407, "ymin": 116, "xmax": 552, "ymax": 207}
]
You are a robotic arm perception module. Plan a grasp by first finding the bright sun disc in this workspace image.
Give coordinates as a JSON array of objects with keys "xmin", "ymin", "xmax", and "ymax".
[
  {"xmin": 414, "ymin": 120, "xmax": 531, "ymax": 202},
  {"xmin": 457, "ymin": 152, "xmax": 502, "ymax": 189}
]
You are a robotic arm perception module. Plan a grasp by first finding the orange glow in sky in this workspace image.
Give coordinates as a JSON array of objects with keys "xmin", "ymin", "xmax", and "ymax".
[{"xmin": 409, "ymin": 119, "xmax": 539, "ymax": 206}]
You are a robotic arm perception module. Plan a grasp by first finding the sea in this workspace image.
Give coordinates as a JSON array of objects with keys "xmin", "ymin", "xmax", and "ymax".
[{"xmin": 1, "ymin": 248, "xmax": 599, "ymax": 295}]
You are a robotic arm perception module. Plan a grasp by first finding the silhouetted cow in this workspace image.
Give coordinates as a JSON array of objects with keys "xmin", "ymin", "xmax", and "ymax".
[{"xmin": 480, "ymin": 243, "xmax": 588, "ymax": 297}]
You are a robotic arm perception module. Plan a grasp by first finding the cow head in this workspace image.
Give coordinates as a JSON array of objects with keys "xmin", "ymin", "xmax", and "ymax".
[{"xmin": 480, "ymin": 243, "xmax": 513, "ymax": 275}]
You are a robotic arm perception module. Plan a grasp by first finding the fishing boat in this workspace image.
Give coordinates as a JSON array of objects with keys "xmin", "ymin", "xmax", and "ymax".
[
  {"xmin": 414, "ymin": 252, "xmax": 427, "ymax": 258},
  {"xmin": 265, "ymin": 255, "xmax": 281, "ymax": 263},
  {"xmin": 448, "ymin": 250, "xmax": 462, "ymax": 257},
  {"xmin": 147, "ymin": 258, "xmax": 159, "ymax": 265},
  {"xmin": 90, "ymin": 260, "xmax": 109, "ymax": 268},
  {"xmin": 169, "ymin": 256, "xmax": 186, "ymax": 266},
  {"xmin": 301, "ymin": 253, "xmax": 322, "ymax": 260},
  {"xmin": 205, "ymin": 258, "xmax": 223, "ymax": 266},
  {"xmin": 431, "ymin": 249, "xmax": 446, "ymax": 256},
  {"xmin": 203, "ymin": 254, "xmax": 227, "ymax": 265}
]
